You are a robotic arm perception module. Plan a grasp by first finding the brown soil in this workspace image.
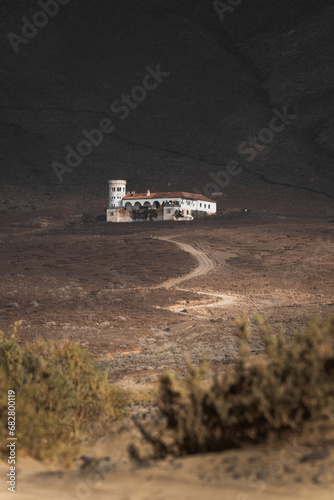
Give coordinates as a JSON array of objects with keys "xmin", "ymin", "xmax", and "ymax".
[
  {"xmin": 0, "ymin": 209, "xmax": 333, "ymax": 382},
  {"xmin": 0, "ymin": 208, "xmax": 334, "ymax": 499}
]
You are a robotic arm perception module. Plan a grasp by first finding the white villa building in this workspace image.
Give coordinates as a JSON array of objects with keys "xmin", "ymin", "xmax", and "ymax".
[{"xmin": 106, "ymin": 180, "xmax": 217, "ymax": 222}]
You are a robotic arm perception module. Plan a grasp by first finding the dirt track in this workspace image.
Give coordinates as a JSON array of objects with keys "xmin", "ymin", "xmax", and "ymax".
[
  {"xmin": 0, "ymin": 212, "xmax": 334, "ymax": 499},
  {"xmin": 157, "ymin": 236, "xmax": 217, "ymax": 289},
  {"xmin": 0, "ymin": 212, "xmax": 333, "ymax": 381},
  {"xmin": 156, "ymin": 236, "xmax": 238, "ymax": 315}
]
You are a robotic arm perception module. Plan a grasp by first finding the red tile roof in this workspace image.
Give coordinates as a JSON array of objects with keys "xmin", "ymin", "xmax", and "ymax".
[{"xmin": 123, "ymin": 191, "xmax": 215, "ymax": 203}]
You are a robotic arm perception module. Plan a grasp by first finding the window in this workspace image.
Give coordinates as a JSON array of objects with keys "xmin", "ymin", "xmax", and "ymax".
[
  {"xmin": 200, "ymin": 203, "xmax": 202, "ymax": 207},
  {"xmin": 117, "ymin": 187, "xmax": 121, "ymax": 192},
  {"xmin": 204, "ymin": 204, "xmax": 206, "ymax": 208},
  {"xmin": 208, "ymin": 204, "xmax": 210, "ymax": 208},
  {"xmin": 112, "ymin": 187, "xmax": 115, "ymax": 191}
]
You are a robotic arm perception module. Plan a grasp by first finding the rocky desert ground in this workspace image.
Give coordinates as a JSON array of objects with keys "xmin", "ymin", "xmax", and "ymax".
[
  {"xmin": 0, "ymin": 197, "xmax": 333, "ymax": 499},
  {"xmin": 1, "ymin": 204, "xmax": 333, "ymax": 381}
]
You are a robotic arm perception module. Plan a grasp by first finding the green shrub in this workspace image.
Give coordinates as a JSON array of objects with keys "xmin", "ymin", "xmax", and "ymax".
[
  {"xmin": 135, "ymin": 316, "xmax": 334, "ymax": 457},
  {"xmin": 0, "ymin": 323, "xmax": 126, "ymax": 465}
]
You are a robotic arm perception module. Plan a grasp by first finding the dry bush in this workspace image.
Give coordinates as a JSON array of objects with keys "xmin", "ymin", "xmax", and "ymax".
[
  {"xmin": 0, "ymin": 323, "xmax": 126, "ymax": 465},
  {"xmin": 134, "ymin": 316, "xmax": 334, "ymax": 457}
]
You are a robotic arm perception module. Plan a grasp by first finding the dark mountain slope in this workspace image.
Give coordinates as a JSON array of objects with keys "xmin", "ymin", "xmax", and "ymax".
[{"xmin": 0, "ymin": 0, "xmax": 333, "ymax": 216}]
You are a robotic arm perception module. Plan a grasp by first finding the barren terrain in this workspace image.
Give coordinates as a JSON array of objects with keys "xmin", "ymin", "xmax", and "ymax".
[
  {"xmin": 0, "ymin": 203, "xmax": 334, "ymax": 499},
  {"xmin": 1, "ymin": 208, "xmax": 333, "ymax": 382}
]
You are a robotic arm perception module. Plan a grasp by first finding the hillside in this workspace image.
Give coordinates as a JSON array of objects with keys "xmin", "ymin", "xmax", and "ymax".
[{"xmin": 0, "ymin": 0, "xmax": 334, "ymax": 216}]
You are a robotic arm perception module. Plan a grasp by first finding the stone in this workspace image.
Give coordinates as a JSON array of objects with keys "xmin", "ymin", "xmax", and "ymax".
[
  {"xmin": 115, "ymin": 316, "xmax": 126, "ymax": 322},
  {"xmin": 6, "ymin": 302, "xmax": 18, "ymax": 308}
]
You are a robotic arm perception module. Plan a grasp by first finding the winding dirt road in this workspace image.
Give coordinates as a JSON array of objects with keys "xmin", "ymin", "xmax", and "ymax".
[
  {"xmin": 155, "ymin": 236, "xmax": 238, "ymax": 314},
  {"xmin": 157, "ymin": 236, "xmax": 217, "ymax": 289}
]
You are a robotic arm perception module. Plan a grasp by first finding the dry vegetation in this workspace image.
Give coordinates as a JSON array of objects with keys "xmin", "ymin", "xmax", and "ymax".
[
  {"xmin": 133, "ymin": 316, "xmax": 334, "ymax": 458},
  {"xmin": 0, "ymin": 322, "xmax": 126, "ymax": 466}
]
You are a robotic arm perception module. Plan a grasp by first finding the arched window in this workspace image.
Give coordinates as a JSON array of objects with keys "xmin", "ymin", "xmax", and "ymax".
[
  {"xmin": 153, "ymin": 201, "xmax": 160, "ymax": 209},
  {"xmin": 124, "ymin": 202, "xmax": 132, "ymax": 211},
  {"xmin": 134, "ymin": 202, "xmax": 142, "ymax": 210}
]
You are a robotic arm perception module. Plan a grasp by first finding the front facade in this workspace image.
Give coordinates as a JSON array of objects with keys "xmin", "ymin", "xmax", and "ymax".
[{"xmin": 106, "ymin": 180, "xmax": 217, "ymax": 223}]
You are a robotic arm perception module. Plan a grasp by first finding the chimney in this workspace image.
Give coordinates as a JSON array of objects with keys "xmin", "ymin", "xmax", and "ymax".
[{"xmin": 146, "ymin": 189, "xmax": 150, "ymax": 197}]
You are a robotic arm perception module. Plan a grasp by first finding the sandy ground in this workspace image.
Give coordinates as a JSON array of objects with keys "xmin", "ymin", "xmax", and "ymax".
[
  {"xmin": 1, "ymin": 420, "xmax": 334, "ymax": 500},
  {"xmin": 0, "ymin": 208, "xmax": 334, "ymax": 498}
]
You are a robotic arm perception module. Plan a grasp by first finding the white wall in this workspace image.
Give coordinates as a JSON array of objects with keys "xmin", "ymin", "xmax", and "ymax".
[
  {"xmin": 109, "ymin": 180, "xmax": 127, "ymax": 208},
  {"xmin": 121, "ymin": 196, "xmax": 216, "ymax": 214}
]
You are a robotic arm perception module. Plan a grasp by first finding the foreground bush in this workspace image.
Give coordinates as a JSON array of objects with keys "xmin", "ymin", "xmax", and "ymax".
[
  {"xmin": 135, "ymin": 316, "xmax": 334, "ymax": 457},
  {"xmin": 0, "ymin": 323, "xmax": 126, "ymax": 465}
]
